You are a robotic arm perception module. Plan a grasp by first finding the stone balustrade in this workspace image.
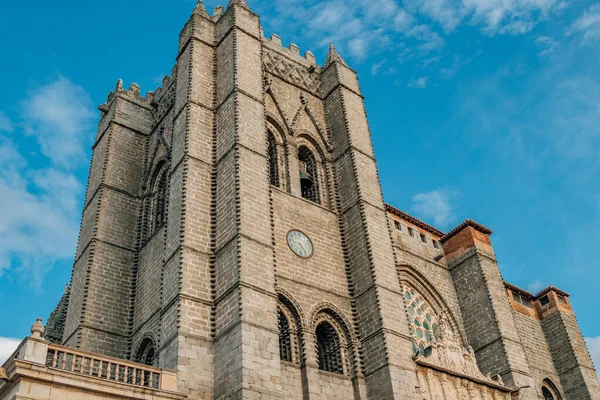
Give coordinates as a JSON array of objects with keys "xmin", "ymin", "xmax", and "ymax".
[
  {"xmin": 45, "ymin": 344, "xmax": 168, "ymax": 389},
  {"xmin": 0, "ymin": 319, "xmax": 179, "ymax": 398}
]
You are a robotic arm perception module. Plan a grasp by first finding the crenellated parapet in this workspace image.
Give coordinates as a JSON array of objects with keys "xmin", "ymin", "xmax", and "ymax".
[{"xmin": 262, "ymin": 33, "xmax": 321, "ymax": 96}]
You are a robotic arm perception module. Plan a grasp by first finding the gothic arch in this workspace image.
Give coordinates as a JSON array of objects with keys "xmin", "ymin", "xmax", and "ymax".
[
  {"xmin": 541, "ymin": 378, "xmax": 563, "ymax": 400},
  {"xmin": 277, "ymin": 292, "xmax": 304, "ymax": 365},
  {"xmin": 295, "ymin": 131, "xmax": 327, "ymax": 162},
  {"xmin": 142, "ymin": 159, "xmax": 169, "ymax": 240},
  {"xmin": 132, "ymin": 333, "xmax": 157, "ymax": 366},
  {"xmin": 397, "ymin": 264, "xmax": 468, "ymax": 346},
  {"xmin": 266, "ymin": 114, "xmax": 288, "ymax": 143},
  {"xmin": 290, "ymin": 102, "xmax": 331, "ymax": 153},
  {"xmin": 277, "ymin": 289, "xmax": 305, "ymax": 327},
  {"xmin": 309, "ymin": 303, "xmax": 357, "ymax": 376}
]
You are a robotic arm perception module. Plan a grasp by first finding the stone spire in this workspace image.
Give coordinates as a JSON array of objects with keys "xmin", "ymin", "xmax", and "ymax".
[
  {"xmin": 228, "ymin": 0, "xmax": 250, "ymax": 10},
  {"xmin": 194, "ymin": 0, "xmax": 209, "ymax": 17},
  {"xmin": 325, "ymin": 43, "xmax": 348, "ymax": 67}
]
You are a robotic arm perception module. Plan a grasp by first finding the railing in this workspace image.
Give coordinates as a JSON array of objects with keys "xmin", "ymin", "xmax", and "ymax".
[{"xmin": 46, "ymin": 345, "xmax": 162, "ymax": 389}]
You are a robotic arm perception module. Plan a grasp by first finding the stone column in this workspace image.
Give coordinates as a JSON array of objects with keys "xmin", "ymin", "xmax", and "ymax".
[
  {"xmin": 212, "ymin": 1, "xmax": 283, "ymax": 398},
  {"xmin": 443, "ymin": 221, "xmax": 536, "ymax": 398},
  {"xmin": 324, "ymin": 45, "xmax": 418, "ymax": 399}
]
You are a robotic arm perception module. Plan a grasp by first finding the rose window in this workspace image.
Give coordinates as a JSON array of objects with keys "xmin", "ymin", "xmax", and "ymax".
[{"xmin": 403, "ymin": 285, "xmax": 437, "ymax": 354}]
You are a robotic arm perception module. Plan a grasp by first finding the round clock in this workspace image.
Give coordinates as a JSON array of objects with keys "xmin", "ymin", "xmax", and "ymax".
[{"xmin": 287, "ymin": 230, "xmax": 314, "ymax": 258}]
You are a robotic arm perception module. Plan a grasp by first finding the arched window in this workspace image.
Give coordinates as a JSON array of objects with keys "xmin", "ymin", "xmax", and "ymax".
[
  {"xmin": 541, "ymin": 379, "xmax": 562, "ymax": 400},
  {"xmin": 152, "ymin": 168, "xmax": 168, "ymax": 230},
  {"xmin": 403, "ymin": 285, "xmax": 438, "ymax": 354},
  {"xmin": 268, "ymin": 132, "xmax": 279, "ymax": 187},
  {"xmin": 316, "ymin": 321, "xmax": 343, "ymax": 374},
  {"xmin": 279, "ymin": 309, "xmax": 292, "ymax": 362},
  {"xmin": 542, "ymin": 387, "xmax": 555, "ymax": 400},
  {"xmin": 298, "ymin": 146, "xmax": 319, "ymax": 204},
  {"xmin": 134, "ymin": 338, "xmax": 156, "ymax": 366}
]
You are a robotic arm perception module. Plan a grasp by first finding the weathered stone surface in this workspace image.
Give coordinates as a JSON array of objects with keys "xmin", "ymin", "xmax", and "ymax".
[{"xmin": 30, "ymin": 2, "xmax": 599, "ymax": 400}]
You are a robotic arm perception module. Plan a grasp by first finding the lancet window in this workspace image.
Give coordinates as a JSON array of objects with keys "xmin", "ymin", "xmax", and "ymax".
[
  {"xmin": 268, "ymin": 131, "xmax": 279, "ymax": 187},
  {"xmin": 298, "ymin": 146, "xmax": 319, "ymax": 204}
]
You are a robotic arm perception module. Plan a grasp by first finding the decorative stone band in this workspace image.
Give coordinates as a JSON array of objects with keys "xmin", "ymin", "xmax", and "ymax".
[{"xmin": 263, "ymin": 48, "xmax": 321, "ymax": 96}]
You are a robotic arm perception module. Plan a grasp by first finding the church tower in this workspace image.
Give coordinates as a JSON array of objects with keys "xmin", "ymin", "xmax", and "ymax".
[{"xmin": 28, "ymin": 1, "xmax": 597, "ymax": 400}]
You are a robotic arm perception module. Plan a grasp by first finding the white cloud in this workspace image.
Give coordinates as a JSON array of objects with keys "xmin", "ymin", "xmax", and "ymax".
[
  {"xmin": 0, "ymin": 112, "xmax": 13, "ymax": 133},
  {"xmin": 256, "ymin": 0, "xmax": 444, "ymax": 68},
  {"xmin": 410, "ymin": 189, "xmax": 460, "ymax": 227},
  {"xmin": 536, "ymin": 35, "xmax": 559, "ymax": 55},
  {"xmin": 0, "ymin": 76, "xmax": 92, "ymax": 288},
  {"xmin": 20, "ymin": 76, "xmax": 95, "ymax": 168},
  {"xmin": 569, "ymin": 4, "xmax": 600, "ymax": 46},
  {"xmin": 0, "ymin": 337, "xmax": 21, "ymax": 365},
  {"xmin": 405, "ymin": 0, "xmax": 564, "ymax": 35},
  {"xmin": 408, "ymin": 76, "xmax": 430, "ymax": 88},
  {"xmin": 585, "ymin": 337, "xmax": 600, "ymax": 378},
  {"xmin": 527, "ymin": 279, "xmax": 546, "ymax": 294}
]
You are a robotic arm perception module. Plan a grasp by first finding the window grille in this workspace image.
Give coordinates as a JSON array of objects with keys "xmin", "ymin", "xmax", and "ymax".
[
  {"xmin": 316, "ymin": 321, "xmax": 343, "ymax": 374},
  {"xmin": 134, "ymin": 338, "xmax": 156, "ymax": 366},
  {"xmin": 268, "ymin": 132, "xmax": 279, "ymax": 187},
  {"xmin": 279, "ymin": 310, "xmax": 292, "ymax": 362}
]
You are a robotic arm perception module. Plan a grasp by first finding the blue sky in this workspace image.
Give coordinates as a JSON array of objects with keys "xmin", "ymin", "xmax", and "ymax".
[{"xmin": 0, "ymin": 0, "xmax": 599, "ymax": 372}]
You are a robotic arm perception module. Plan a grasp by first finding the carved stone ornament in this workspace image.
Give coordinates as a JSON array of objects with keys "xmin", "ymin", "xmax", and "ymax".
[
  {"xmin": 0, "ymin": 368, "xmax": 7, "ymax": 380},
  {"xmin": 152, "ymin": 84, "xmax": 176, "ymax": 122},
  {"xmin": 414, "ymin": 312, "xmax": 505, "ymax": 388},
  {"xmin": 263, "ymin": 49, "xmax": 320, "ymax": 95}
]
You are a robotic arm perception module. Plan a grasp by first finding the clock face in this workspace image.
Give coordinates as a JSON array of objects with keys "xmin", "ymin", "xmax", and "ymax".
[{"xmin": 287, "ymin": 230, "xmax": 314, "ymax": 258}]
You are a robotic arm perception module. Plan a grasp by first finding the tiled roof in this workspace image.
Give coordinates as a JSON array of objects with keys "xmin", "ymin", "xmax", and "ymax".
[
  {"xmin": 504, "ymin": 282, "xmax": 534, "ymax": 300},
  {"xmin": 505, "ymin": 282, "xmax": 570, "ymax": 300},
  {"xmin": 384, "ymin": 204, "xmax": 445, "ymax": 237},
  {"xmin": 535, "ymin": 286, "xmax": 570, "ymax": 298},
  {"xmin": 440, "ymin": 220, "xmax": 493, "ymax": 243}
]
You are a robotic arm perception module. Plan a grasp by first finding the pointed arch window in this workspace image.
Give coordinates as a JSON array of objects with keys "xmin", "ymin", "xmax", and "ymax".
[
  {"xmin": 316, "ymin": 321, "xmax": 343, "ymax": 374},
  {"xmin": 134, "ymin": 338, "xmax": 156, "ymax": 366},
  {"xmin": 153, "ymin": 169, "xmax": 168, "ymax": 230},
  {"xmin": 268, "ymin": 132, "xmax": 279, "ymax": 187},
  {"xmin": 541, "ymin": 380, "xmax": 562, "ymax": 400},
  {"xmin": 298, "ymin": 146, "xmax": 319, "ymax": 204},
  {"xmin": 278, "ymin": 309, "xmax": 292, "ymax": 362}
]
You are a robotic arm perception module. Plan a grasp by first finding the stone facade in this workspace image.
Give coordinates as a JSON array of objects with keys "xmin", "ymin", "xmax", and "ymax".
[{"xmin": 26, "ymin": 1, "xmax": 600, "ymax": 399}]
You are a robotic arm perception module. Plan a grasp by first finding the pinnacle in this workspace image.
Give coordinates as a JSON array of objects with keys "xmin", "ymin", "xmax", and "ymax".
[
  {"xmin": 194, "ymin": 0, "xmax": 209, "ymax": 17},
  {"xmin": 228, "ymin": 0, "xmax": 250, "ymax": 10},
  {"xmin": 325, "ymin": 43, "xmax": 348, "ymax": 67}
]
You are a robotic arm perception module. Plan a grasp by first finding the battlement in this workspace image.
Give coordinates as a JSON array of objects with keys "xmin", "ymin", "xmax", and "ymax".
[
  {"xmin": 262, "ymin": 32, "xmax": 319, "ymax": 68},
  {"xmin": 99, "ymin": 79, "xmax": 153, "ymax": 114},
  {"xmin": 149, "ymin": 65, "xmax": 178, "ymax": 106}
]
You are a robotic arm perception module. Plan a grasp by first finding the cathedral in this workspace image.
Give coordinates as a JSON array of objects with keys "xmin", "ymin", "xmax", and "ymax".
[{"xmin": 1, "ymin": 1, "xmax": 599, "ymax": 399}]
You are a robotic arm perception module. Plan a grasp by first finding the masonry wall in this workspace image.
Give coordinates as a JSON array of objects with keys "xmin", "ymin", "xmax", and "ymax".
[
  {"xmin": 512, "ymin": 310, "xmax": 565, "ymax": 398},
  {"xmin": 55, "ymin": 2, "xmax": 600, "ymax": 400}
]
